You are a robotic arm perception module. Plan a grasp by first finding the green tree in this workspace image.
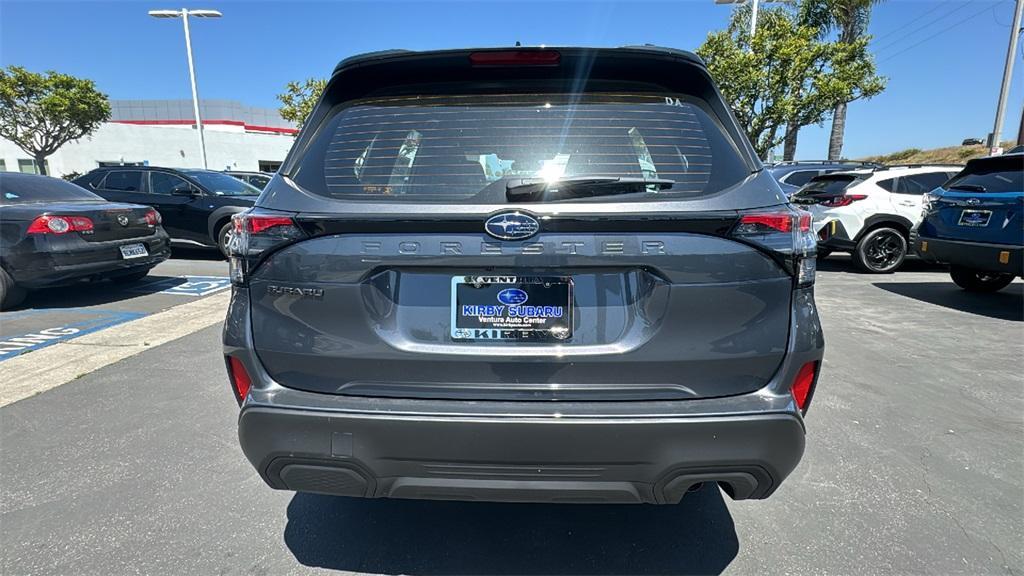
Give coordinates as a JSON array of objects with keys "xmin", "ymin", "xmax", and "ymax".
[
  {"xmin": 277, "ymin": 77, "xmax": 326, "ymax": 132},
  {"xmin": 0, "ymin": 66, "xmax": 111, "ymax": 176},
  {"xmin": 697, "ymin": 6, "xmax": 884, "ymax": 160},
  {"xmin": 798, "ymin": 0, "xmax": 884, "ymax": 159}
]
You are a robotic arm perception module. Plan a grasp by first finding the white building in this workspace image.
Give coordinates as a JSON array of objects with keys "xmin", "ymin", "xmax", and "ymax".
[{"xmin": 0, "ymin": 99, "xmax": 297, "ymax": 177}]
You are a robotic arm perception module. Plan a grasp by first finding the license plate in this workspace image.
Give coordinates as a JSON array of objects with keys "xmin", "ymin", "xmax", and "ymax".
[
  {"xmin": 451, "ymin": 275, "xmax": 572, "ymax": 341},
  {"xmin": 958, "ymin": 209, "xmax": 992, "ymax": 227},
  {"xmin": 119, "ymin": 243, "xmax": 148, "ymax": 259}
]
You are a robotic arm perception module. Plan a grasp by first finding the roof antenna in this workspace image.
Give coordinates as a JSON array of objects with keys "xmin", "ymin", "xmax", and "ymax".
[{"xmin": 515, "ymin": 41, "xmax": 521, "ymax": 47}]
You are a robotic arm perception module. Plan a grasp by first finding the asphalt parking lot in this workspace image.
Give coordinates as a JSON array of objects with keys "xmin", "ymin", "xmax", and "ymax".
[
  {"xmin": 1, "ymin": 254, "xmax": 1021, "ymax": 575},
  {"xmin": 0, "ymin": 249, "xmax": 228, "ymax": 362}
]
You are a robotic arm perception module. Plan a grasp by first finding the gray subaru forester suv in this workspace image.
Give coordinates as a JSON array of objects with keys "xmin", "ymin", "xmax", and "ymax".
[{"xmin": 223, "ymin": 46, "xmax": 824, "ymax": 504}]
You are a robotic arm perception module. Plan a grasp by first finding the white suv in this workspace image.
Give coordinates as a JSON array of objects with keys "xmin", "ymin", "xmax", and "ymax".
[{"xmin": 792, "ymin": 165, "xmax": 961, "ymax": 273}]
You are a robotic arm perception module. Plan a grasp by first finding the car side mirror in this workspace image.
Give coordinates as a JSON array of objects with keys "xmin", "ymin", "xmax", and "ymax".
[{"xmin": 171, "ymin": 187, "xmax": 200, "ymax": 197}]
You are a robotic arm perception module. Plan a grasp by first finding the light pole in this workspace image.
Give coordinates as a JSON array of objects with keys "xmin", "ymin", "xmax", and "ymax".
[
  {"xmin": 989, "ymin": 0, "xmax": 1023, "ymax": 155},
  {"xmin": 715, "ymin": 0, "xmax": 769, "ymax": 39},
  {"xmin": 148, "ymin": 8, "xmax": 222, "ymax": 169}
]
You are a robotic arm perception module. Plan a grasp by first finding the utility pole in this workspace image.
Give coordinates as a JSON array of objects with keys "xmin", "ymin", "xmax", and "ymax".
[
  {"xmin": 990, "ymin": 0, "xmax": 1023, "ymax": 155},
  {"xmin": 749, "ymin": 0, "xmax": 761, "ymax": 38},
  {"xmin": 149, "ymin": 8, "xmax": 223, "ymax": 169},
  {"xmin": 715, "ymin": 0, "xmax": 776, "ymax": 43}
]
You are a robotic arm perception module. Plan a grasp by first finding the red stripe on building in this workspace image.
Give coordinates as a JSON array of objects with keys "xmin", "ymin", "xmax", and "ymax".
[{"xmin": 111, "ymin": 119, "xmax": 297, "ymax": 135}]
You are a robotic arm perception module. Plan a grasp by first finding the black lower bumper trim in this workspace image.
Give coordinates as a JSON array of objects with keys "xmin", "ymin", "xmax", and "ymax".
[
  {"xmin": 914, "ymin": 235, "xmax": 1023, "ymax": 276},
  {"xmin": 239, "ymin": 406, "xmax": 805, "ymax": 504},
  {"xmin": 817, "ymin": 219, "xmax": 856, "ymax": 251}
]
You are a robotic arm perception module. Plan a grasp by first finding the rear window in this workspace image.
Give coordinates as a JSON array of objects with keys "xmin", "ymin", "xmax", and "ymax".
[
  {"xmin": 102, "ymin": 170, "xmax": 144, "ymax": 192},
  {"xmin": 293, "ymin": 93, "xmax": 749, "ymax": 202},
  {"xmin": 782, "ymin": 170, "xmax": 819, "ymax": 187},
  {"xmin": 946, "ymin": 161, "xmax": 1023, "ymax": 193},
  {"xmin": 797, "ymin": 174, "xmax": 862, "ymax": 195},
  {"xmin": 0, "ymin": 174, "xmax": 104, "ymax": 204}
]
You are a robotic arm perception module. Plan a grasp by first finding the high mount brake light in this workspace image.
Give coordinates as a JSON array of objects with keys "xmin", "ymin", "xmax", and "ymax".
[
  {"xmin": 27, "ymin": 215, "xmax": 94, "ymax": 235},
  {"xmin": 469, "ymin": 50, "xmax": 561, "ymax": 67},
  {"xmin": 820, "ymin": 194, "xmax": 868, "ymax": 208}
]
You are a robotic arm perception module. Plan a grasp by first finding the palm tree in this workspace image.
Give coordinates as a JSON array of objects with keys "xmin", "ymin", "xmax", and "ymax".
[{"xmin": 798, "ymin": 0, "xmax": 883, "ymax": 160}]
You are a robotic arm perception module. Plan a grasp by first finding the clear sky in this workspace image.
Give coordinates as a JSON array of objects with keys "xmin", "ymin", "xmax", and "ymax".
[{"xmin": 1, "ymin": 0, "xmax": 1021, "ymax": 159}]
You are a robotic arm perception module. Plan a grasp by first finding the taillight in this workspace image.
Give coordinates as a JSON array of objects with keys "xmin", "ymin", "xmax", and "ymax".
[
  {"xmin": 735, "ymin": 211, "xmax": 810, "ymax": 234},
  {"xmin": 144, "ymin": 209, "xmax": 161, "ymax": 226},
  {"xmin": 228, "ymin": 211, "xmax": 305, "ymax": 285},
  {"xmin": 819, "ymin": 194, "xmax": 867, "ymax": 208},
  {"xmin": 27, "ymin": 215, "xmax": 94, "ymax": 235},
  {"xmin": 245, "ymin": 215, "xmax": 295, "ymax": 234},
  {"xmin": 226, "ymin": 356, "xmax": 252, "ymax": 403},
  {"xmin": 732, "ymin": 209, "xmax": 817, "ymax": 287},
  {"xmin": 469, "ymin": 50, "xmax": 561, "ymax": 67},
  {"xmin": 791, "ymin": 361, "xmax": 819, "ymax": 413}
]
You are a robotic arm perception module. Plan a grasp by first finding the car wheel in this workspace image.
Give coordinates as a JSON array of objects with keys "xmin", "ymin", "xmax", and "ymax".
[
  {"xmin": 0, "ymin": 267, "xmax": 26, "ymax": 310},
  {"xmin": 217, "ymin": 222, "xmax": 234, "ymax": 259},
  {"xmin": 853, "ymin": 227, "xmax": 906, "ymax": 273},
  {"xmin": 949, "ymin": 267, "xmax": 1015, "ymax": 293},
  {"xmin": 111, "ymin": 269, "xmax": 152, "ymax": 284}
]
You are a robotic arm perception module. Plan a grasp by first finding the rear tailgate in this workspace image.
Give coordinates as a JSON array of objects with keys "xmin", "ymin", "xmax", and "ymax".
[
  {"xmin": 243, "ymin": 47, "xmax": 801, "ymax": 402},
  {"xmin": 247, "ymin": 213, "xmax": 793, "ymax": 401},
  {"xmin": 928, "ymin": 192, "xmax": 1023, "ymax": 245},
  {"xmin": 923, "ymin": 156, "xmax": 1024, "ymax": 246}
]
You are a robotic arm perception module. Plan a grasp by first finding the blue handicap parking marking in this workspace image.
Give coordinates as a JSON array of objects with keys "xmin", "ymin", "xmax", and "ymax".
[
  {"xmin": 130, "ymin": 275, "xmax": 231, "ymax": 297},
  {"xmin": 0, "ymin": 309, "xmax": 145, "ymax": 362}
]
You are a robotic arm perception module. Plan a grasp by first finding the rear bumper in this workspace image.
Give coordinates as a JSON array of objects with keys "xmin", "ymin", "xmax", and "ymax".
[
  {"xmin": 226, "ymin": 284, "xmax": 823, "ymax": 504},
  {"xmin": 815, "ymin": 218, "xmax": 856, "ymax": 251},
  {"xmin": 239, "ymin": 404, "xmax": 805, "ymax": 504},
  {"xmin": 913, "ymin": 233, "xmax": 1023, "ymax": 276},
  {"xmin": 8, "ymin": 233, "xmax": 171, "ymax": 288}
]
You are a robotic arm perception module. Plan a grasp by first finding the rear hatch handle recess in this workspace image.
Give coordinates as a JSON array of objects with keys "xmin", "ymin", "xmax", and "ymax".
[{"xmin": 505, "ymin": 176, "xmax": 676, "ymax": 202}]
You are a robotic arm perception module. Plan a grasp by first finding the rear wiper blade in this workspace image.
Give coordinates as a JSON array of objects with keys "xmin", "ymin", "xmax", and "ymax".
[
  {"xmin": 948, "ymin": 184, "xmax": 986, "ymax": 193},
  {"xmin": 506, "ymin": 176, "xmax": 675, "ymax": 202}
]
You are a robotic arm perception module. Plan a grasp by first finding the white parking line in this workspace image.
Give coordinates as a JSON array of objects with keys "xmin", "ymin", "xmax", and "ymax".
[{"xmin": 0, "ymin": 291, "xmax": 231, "ymax": 407}]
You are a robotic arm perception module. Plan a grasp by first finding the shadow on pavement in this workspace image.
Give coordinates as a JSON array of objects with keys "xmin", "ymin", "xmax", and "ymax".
[
  {"xmin": 170, "ymin": 246, "xmax": 223, "ymax": 261},
  {"xmin": 284, "ymin": 487, "xmax": 738, "ymax": 575},
  {"xmin": 818, "ymin": 255, "xmax": 947, "ymax": 274},
  {"xmin": 873, "ymin": 281, "xmax": 1023, "ymax": 321},
  {"xmin": 16, "ymin": 275, "xmax": 190, "ymax": 310}
]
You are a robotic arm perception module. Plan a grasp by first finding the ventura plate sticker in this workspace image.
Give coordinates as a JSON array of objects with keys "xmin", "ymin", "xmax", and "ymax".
[
  {"xmin": 451, "ymin": 275, "xmax": 572, "ymax": 340},
  {"xmin": 129, "ymin": 276, "xmax": 231, "ymax": 297},
  {"xmin": 0, "ymin": 309, "xmax": 145, "ymax": 361}
]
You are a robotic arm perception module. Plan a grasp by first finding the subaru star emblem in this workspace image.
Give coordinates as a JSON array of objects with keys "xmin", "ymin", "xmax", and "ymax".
[
  {"xmin": 497, "ymin": 288, "xmax": 529, "ymax": 306},
  {"xmin": 484, "ymin": 212, "xmax": 540, "ymax": 240},
  {"xmin": 117, "ymin": 214, "xmax": 130, "ymax": 227}
]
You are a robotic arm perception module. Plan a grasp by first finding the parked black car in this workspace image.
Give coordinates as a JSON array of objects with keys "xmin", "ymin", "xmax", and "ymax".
[
  {"xmin": 0, "ymin": 173, "xmax": 170, "ymax": 309},
  {"xmin": 73, "ymin": 167, "xmax": 260, "ymax": 256},
  {"xmin": 225, "ymin": 171, "xmax": 273, "ymax": 190}
]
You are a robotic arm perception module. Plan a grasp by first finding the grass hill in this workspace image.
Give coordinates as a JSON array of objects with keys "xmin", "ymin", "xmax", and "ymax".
[{"xmin": 858, "ymin": 141, "xmax": 1015, "ymax": 165}]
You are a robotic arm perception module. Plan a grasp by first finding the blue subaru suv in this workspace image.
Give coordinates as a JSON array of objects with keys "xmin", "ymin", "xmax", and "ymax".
[
  {"xmin": 223, "ymin": 46, "xmax": 824, "ymax": 504},
  {"xmin": 914, "ymin": 154, "xmax": 1023, "ymax": 292}
]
